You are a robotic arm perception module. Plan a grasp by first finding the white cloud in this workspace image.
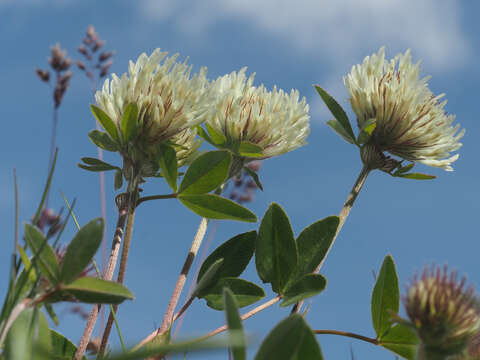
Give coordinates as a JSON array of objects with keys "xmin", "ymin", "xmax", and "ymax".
[{"xmin": 140, "ymin": 0, "xmax": 470, "ymax": 72}]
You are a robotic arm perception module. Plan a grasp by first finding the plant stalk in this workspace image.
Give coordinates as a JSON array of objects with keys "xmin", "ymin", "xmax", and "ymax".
[
  {"xmin": 292, "ymin": 164, "xmax": 371, "ymax": 314},
  {"xmin": 314, "ymin": 329, "xmax": 378, "ymax": 345},
  {"xmin": 74, "ymin": 194, "xmax": 130, "ymax": 360},
  {"xmin": 98, "ymin": 182, "xmax": 138, "ymax": 357}
]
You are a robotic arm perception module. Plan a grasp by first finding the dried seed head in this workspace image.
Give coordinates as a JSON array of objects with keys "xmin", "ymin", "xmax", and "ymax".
[
  {"xmin": 35, "ymin": 68, "xmax": 50, "ymax": 82},
  {"xmin": 404, "ymin": 266, "xmax": 480, "ymax": 357},
  {"xmin": 99, "ymin": 51, "xmax": 115, "ymax": 62},
  {"xmin": 76, "ymin": 60, "xmax": 86, "ymax": 71},
  {"xmin": 48, "ymin": 43, "xmax": 71, "ymax": 71}
]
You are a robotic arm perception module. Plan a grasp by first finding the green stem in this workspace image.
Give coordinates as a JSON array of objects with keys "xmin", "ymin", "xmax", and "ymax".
[
  {"xmin": 314, "ymin": 329, "xmax": 378, "ymax": 345},
  {"xmin": 136, "ymin": 193, "xmax": 177, "ymax": 207},
  {"xmin": 291, "ymin": 164, "xmax": 371, "ymax": 314},
  {"xmin": 98, "ymin": 180, "xmax": 138, "ymax": 357}
]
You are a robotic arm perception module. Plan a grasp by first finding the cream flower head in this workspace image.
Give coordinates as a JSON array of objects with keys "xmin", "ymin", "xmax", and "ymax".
[
  {"xmin": 204, "ymin": 68, "xmax": 310, "ymax": 160},
  {"xmin": 95, "ymin": 48, "xmax": 208, "ymax": 157},
  {"xmin": 344, "ymin": 47, "xmax": 464, "ymax": 171}
]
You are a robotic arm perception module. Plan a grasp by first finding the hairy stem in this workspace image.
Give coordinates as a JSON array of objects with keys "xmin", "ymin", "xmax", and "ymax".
[
  {"xmin": 292, "ymin": 164, "xmax": 371, "ymax": 314},
  {"xmin": 137, "ymin": 217, "xmax": 209, "ymax": 349},
  {"xmin": 314, "ymin": 329, "xmax": 378, "ymax": 345},
  {"xmin": 74, "ymin": 195, "xmax": 130, "ymax": 360},
  {"xmin": 98, "ymin": 182, "xmax": 138, "ymax": 357}
]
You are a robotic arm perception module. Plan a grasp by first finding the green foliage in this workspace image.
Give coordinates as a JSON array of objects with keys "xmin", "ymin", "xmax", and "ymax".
[
  {"xmin": 90, "ymin": 104, "xmax": 120, "ymax": 143},
  {"xmin": 4, "ymin": 308, "xmax": 35, "ymax": 360},
  {"xmin": 223, "ymin": 288, "xmax": 246, "ymax": 360},
  {"xmin": 114, "ymin": 169, "xmax": 123, "ymax": 190},
  {"xmin": 178, "ymin": 150, "xmax": 231, "ymax": 195},
  {"xmin": 78, "ymin": 157, "xmax": 121, "ymax": 172},
  {"xmin": 157, "ymin": 143, "xmax": 178, "ymax": 192},
  {"xmin": 243, "ymin": 166, "xmax": 263, "ymax": 191},
  {"xmin": 50, "ymin": 330, "xmax": 83, "ymax": 360},
  {"xmin": 59, "ymin": 218, "xmax": 104, "ymax": 284},
  {"xmin": 315, "ymin": 85, "xmax": 356, "ymax": 145},
  {"xmin": 88, "ymin": 130, "xmax": 120, "ymax": 152},
  {"xmin": 120, "ymin": 103, "xmax": 139, "ymax": 142},
  {"xmin": 357, "ymin": 118, "xmax": 376, "ymax": 145},
  {"xmin": 178, "ymin": 194, "xmax": 257, "ymax": 222},
  {"xmin": 238, "ymin": 141, "xmax": 264, "ymax": 158},
  {"xmin": 280, "ymin": 274, "xmax": 327, "ymax": 307},
  {"xmin": 295, "ymin": 216, "xmax": 339, "ymax": 278},
  {"xmin": 61, "ymin": 277, "xmax": 134, "ymax": 304},
  {"xmin": 201, "ymin": 278, "xmax": 265, "ymax": 310},
  {"xmin": 193, "ymin": 259, "xmax": 224, "ymax": 298},
  {"xmin": 256, "ymin": 203, "xmax": 298, "ymax": 294},
  {"xmin": 24, "ymin": 224, "xmax": 59, "ymax": 284},
  {"xmin": 254, "ymin": 314, "xmax": 324, "ymax": 360},
  {"xmin": 389, "ymin": 162, "xmax": 436, "ymax": 180},
  {"xmin": 198, "ymin": 231, "xmax": 256, "ymax": 283},
  {"xmin": 371, "ymin": 255, "xmax": 399, "ymax": 338},
  {"xmin": 380, "ymin": 324, "xmax": 418, "ymax": 360}
]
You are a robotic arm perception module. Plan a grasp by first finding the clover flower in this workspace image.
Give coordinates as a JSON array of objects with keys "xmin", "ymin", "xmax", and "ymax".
[
  {"xmin": 94, "ymin": 49, "xmax": 208, "ymax": 170},
  {"xmin": 404, "ymin": 266, "xmax": 480, "ymax": 358},
  {"xmin": 204, "ymin": 68, "xmax": 310, "ymax": 160},
  {"xmin": 344, "ymin": 47, "xmax": 464, "ymax": 171}
]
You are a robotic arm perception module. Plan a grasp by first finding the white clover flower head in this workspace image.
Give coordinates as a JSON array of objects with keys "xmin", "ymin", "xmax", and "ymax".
[
  {"xmin": 205, "ymin": 68, "xmax": 310, "ymax": 159},
  {"xmin": 95, "ymin": 48, "xmax": 209, "ymax": 152},
  {"xmin": 344, "ymin": 47, "xmax": 464, "ymax": 171},
  {"xmin": 171, "ymin": 127, "xmax": 202, "ymax": 167}
]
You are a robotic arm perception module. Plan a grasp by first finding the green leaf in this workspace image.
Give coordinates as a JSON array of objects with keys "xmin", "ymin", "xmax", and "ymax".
[
  {"xmin": 32, "ymin": 150, "xmax": 57, "ymax": 225},
  {"xmin": 223, "ymin": 288, "xmax": 246, "ymax": 360},
  {"xmin": 393, "ymin": 162, "xmax": 415, "ymax": 175},
  {"xmin": 315, "ymin": 85, "xmax": 355, "ymax": 143},
  {"xmin": 50, "ymin": 330, "xmax": 83, "ymax": 360},
  {"xmin": 192, "ymin": 259, "xmax": 224, "ymax": 298},
  {"xmin": 34, "ymin": 311, "xmax": 52, "ymax": 360},
  {"xmin": 326, "ymin": 119, "xmax": 356, "ymax": 145},
  {"xmin": 371, "ymin": 255, "xmax": 399, "ymax": 338},
  {"xmin": 196, "ymin": 125, "xmax": 216, "ymax": 146},
  {"xmin": 179, "ymin": 194, "xmax": 257, "ymax": 222},
  {"xmin": 255, "ymin": 314, "xmax": 323, "ymax": 360},
  {"xmin": 60, "ymin": 218, "xmax": 104, "ymax": 284},
  {"xmin": 380, "ymin": 324, "xmax": 418, "ymax": 360},
  {"xmin": 80, "ymin": 157, "xmax": 120, "ymax": 171},
  {"xmin": 205, "ymin": 123, "xmax": 227, "ymax": 146},
  {"xmin": 24, "ymin": 223, "xmax": 59, "ymax": 284},
  {"xmin": 88, "ymin": 130, "xmax": 119, "ymax": 152},
  {"xmin": 396, "ymin": 172, "xmax": 436, "ymax": 180},
  {"xmin": 61, "ymin": 277, "xmax": 134, "ymax": 304},
  {"xmin": 179, "ymin": 151, "xmax": 231, "ymax": 195},
  {"xmin": 44, "ymin": 303, "xmax": 59, "ymax": 326},
  {"xmin": 201, "ymin": 278, "xmax": 265, "ymax": 310},
  {"xmin": 114, "ymin": 169, "xmax": 123, "ymax": 190},
  {"xmin": 121, "ymin": 103, "xmax": 138, "ymax": 142},
  {"xmin": 238, "ymin": 141, "xmax": 264, "ymax": 158},
  {"xmin": 198, "ymin": 231, "xmax": 256, "ymax": 284},
  {"xmin": 280, "ymin": 274, "xmax": 327, "ymax": 307},
  {"xmin": 243, "ymin": 166, "xmax": 263, "ymax": 191},
  {"xmin": 256, "ymin": 203, "xmax": 298, "ymax": 294},
  {"xmin": 4, "ymin": 307, "xmax": 34, "ymax": 360},
  {"xmin": 90, "ymin": 104, "xmax": 120, "ymax": 143},
  {"xmin": 157, "ymin": 143, "xmax": 178, "ymax": 192},
  {"xmin": 295, "ymin": 216, "xmax": 339, "ymax": 278},
  {"xmin": 357, "ymin": 118, "xmax": 377, "ymax": 145}
]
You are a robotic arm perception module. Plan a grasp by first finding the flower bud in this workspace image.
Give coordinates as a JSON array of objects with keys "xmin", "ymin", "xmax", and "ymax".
[{"xmin": 404, "ymin": 266, "xmax": 480, "ymax": 358}]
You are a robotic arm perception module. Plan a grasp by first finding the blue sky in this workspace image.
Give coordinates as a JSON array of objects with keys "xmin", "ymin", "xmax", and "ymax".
[{"xmin": 1, "ymin": 1, "xmax": 480, "ymax": 358}]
